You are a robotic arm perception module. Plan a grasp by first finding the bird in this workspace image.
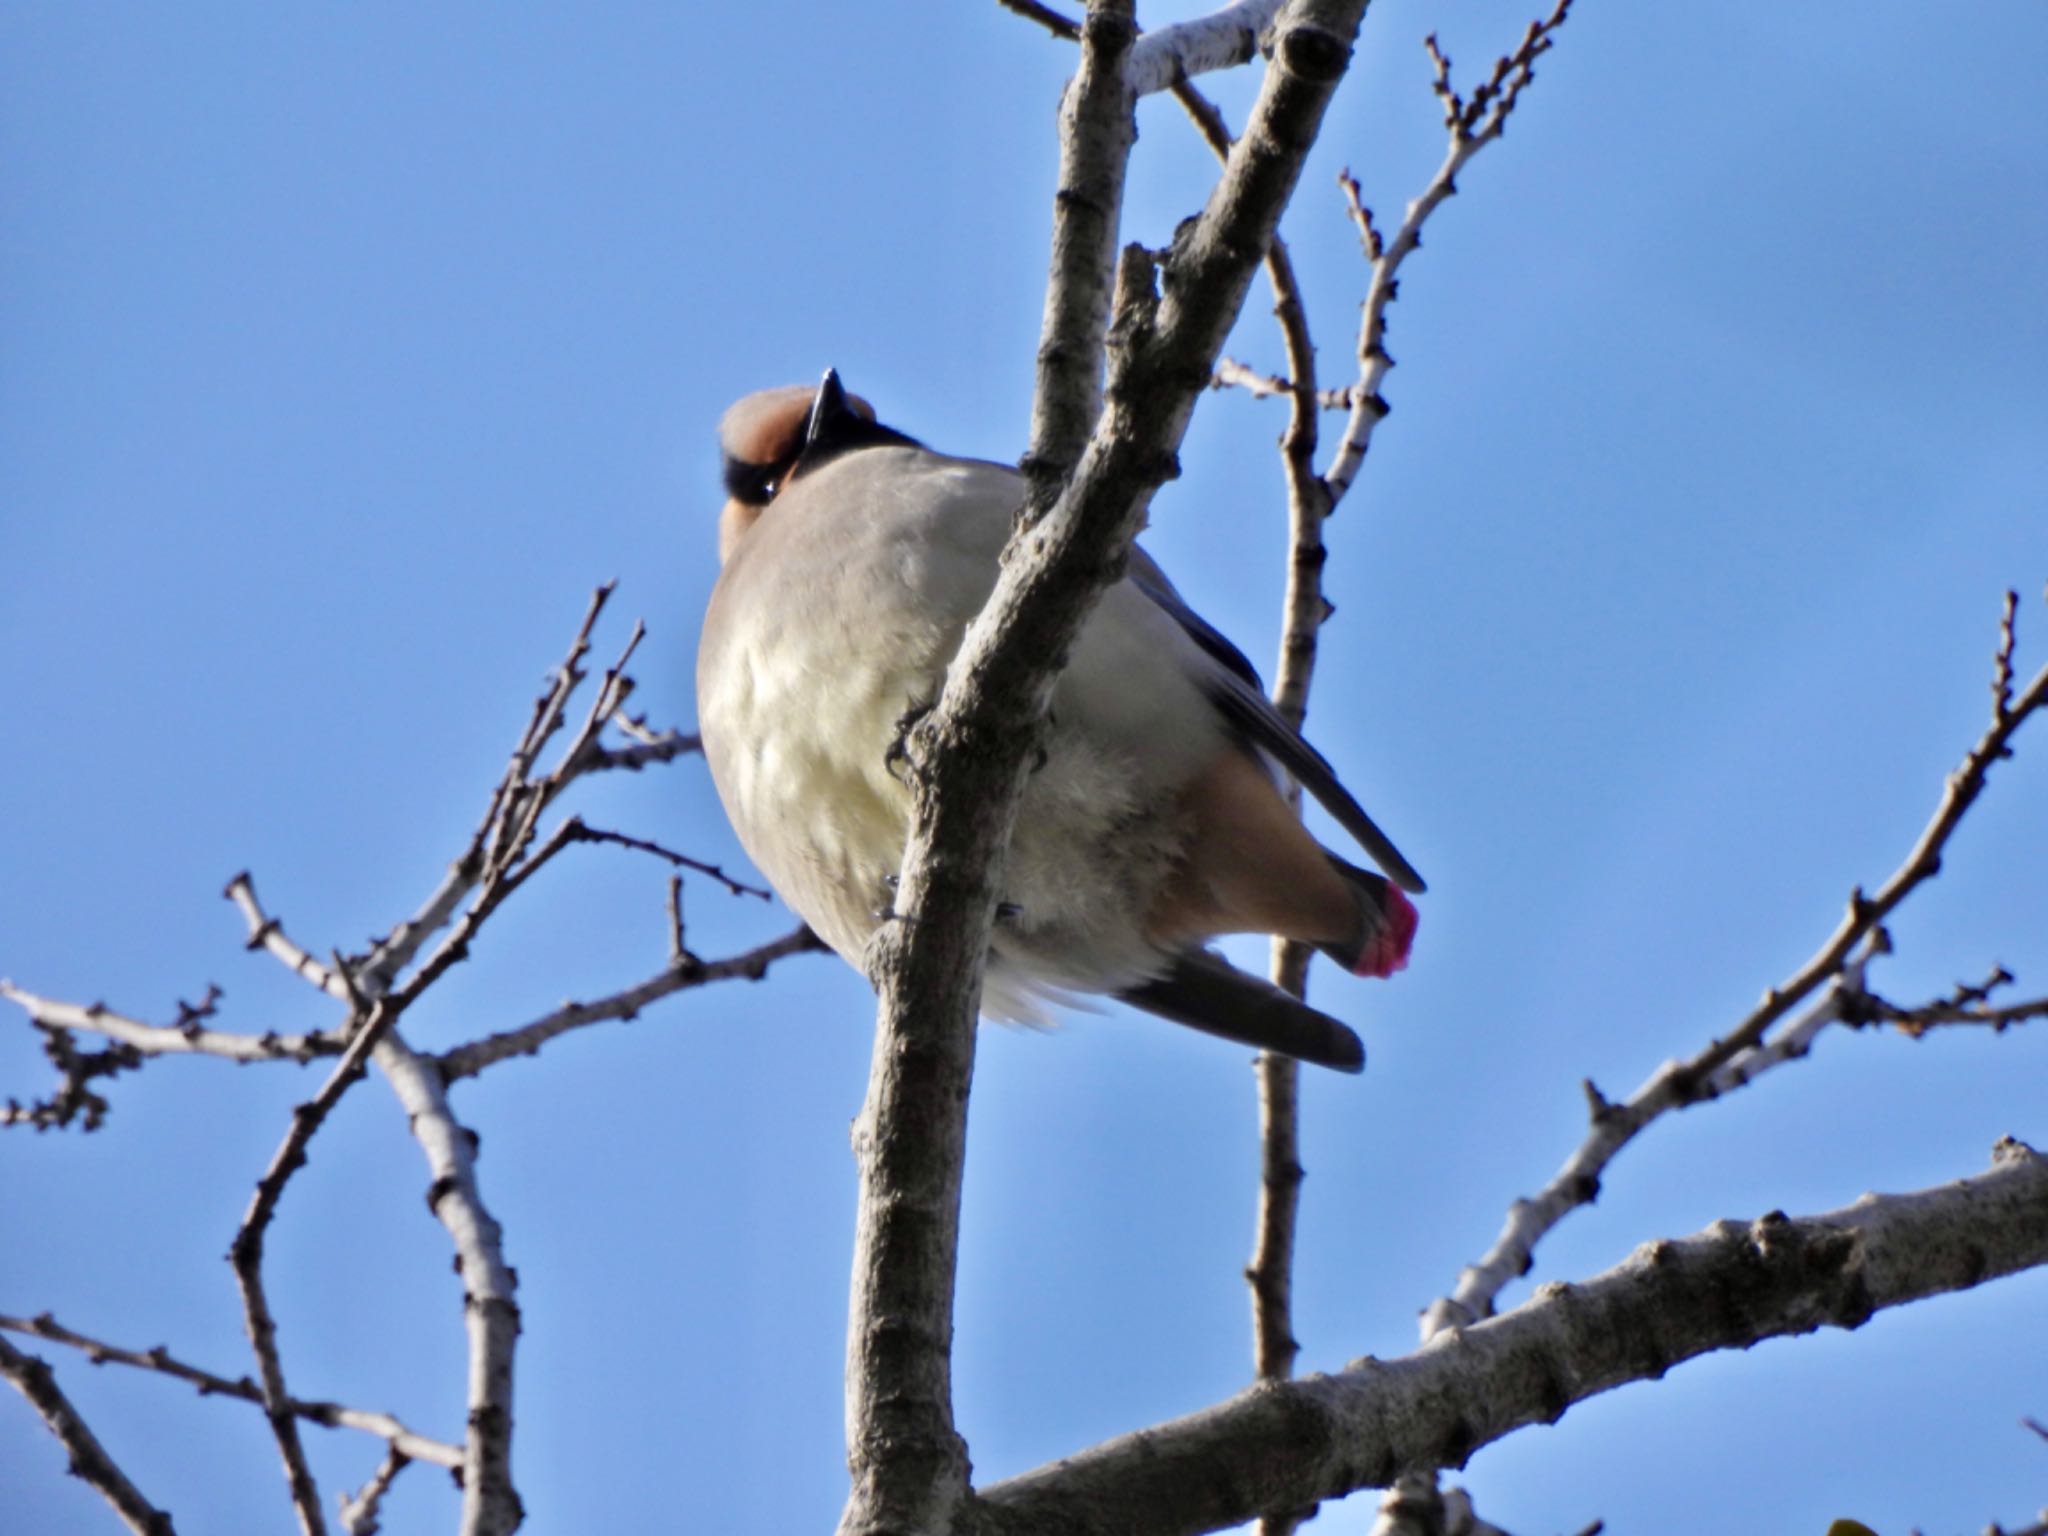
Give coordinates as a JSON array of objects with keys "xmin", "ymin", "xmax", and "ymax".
[{"xmin": 695, "ymin": 370, "xmax": 1423, "ymax": 1072}]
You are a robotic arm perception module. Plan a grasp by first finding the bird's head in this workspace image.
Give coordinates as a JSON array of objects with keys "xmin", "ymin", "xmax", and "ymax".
[{"xmin": 715, "ymin": 370, "xmax": 917, "ymax": 564}]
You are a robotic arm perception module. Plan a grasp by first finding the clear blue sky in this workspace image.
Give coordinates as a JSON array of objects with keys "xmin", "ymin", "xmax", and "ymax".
[{"xmin": 5, "ymin": 4, "xmax": 2045, "ymax": 1533}]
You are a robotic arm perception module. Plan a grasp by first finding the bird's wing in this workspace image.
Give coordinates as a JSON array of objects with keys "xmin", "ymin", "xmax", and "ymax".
[{"xmin": 1126, "ymin": 554, "xmax": 1426, "ymax": 895}]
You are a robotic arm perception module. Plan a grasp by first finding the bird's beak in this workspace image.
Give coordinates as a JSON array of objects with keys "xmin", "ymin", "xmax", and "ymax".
[{"xmin": 803, "ymin": 368, "xmax": 852, "ymax": 452}]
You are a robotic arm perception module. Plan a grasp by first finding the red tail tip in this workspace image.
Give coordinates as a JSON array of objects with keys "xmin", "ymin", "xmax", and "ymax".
[{"xmin": 1352, "ymin": 885, "xmax": 1418, "ymax": 979}]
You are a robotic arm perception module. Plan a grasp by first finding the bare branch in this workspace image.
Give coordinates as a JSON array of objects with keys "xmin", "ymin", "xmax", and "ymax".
[
  {"xmin": 0, "ymin": 1312, "xmax": 459, "ymax": 1469},
  {"xmin": 1993, "ymin": 587, "xmax": 2021, "ymax": 720},
  {"xmin": 980, "ymin": 1141, "xmax": 2048, "ymax": 1536},
  {"xmin": 1001, "ymin": 0, "xmax": 1281, "ymax": 101},
  {"xmin": 557, "ymin": 819, "xmax": 770, "ymax": 900},
  {"xmin": 355, "ymin": 586, "xmax": 685, "ymax": 998},
  {"xmin": 435, "ymin": 923, "xmax": 823, "ymax": 1082},
  {"xmin": 337, "ymin": 1448, "xmax": 410, "ymax": 1536},
  {"xmin": 996, "ymin": 0, "xmax": 1079, "ymax": 42},
  {"xmin": 1, "ymin": 1023, "xmax": 144, "ymax": 1131},
  {"xmin": 1326, "ymin": 1, "xmax": 1574, "ymax": 505},
  {"xmin": 226, "ymin": 873, "xmax": 354, "ymax": 1005},
  {"xmin": 373, "ymin": 1032, "xmax": 523, "ymax": 1536},
  {"xmin": 1167, "ymin": 73, "xmax": 1340, "ymax": 1536},
  {"xmin": 573, "ymin": 727, "xmax": 702, "ymax": 773},
  {"xmin": 839, "ymin": 23, "xmax": 1138, "ymax": 1522},
  {"xmin": 1020, "ymin": 0, "xmax": 1138, "ymax": 516},
  {"xmin": 482, "ymin": 583, "xmax": 616, "ymax": 877},
  {"xmin": 1673, "ymin": 605, "xmax": 2048, "ymax": 1089},
  {"xmin": 0, "ymin": 980, "xmax": 344, "ymax": 1067},
  {"xmin": 230, "ymin": 1000, "xmax": 399, "ymax": 1536},
  {"xmin": 847, "ymin": 10, "xmax": 1374, "ymax": 1532},
  {"xmin": 1840, "ymin": 960, "xmax": 2048, "ymax": 1036},
  {"xmin": 1212, "ymin": 356, "xmax": 1359, "ymax": 411},
  {"xmin": 1124, "ymin": 0, "xmax": 1281, "ymax": 98},
  {"xmin": 0, "ymin": 1331, "xmax": 176, "ymax": 1536},
  {"xmin": 1418, "ymin": 595, "xmax": 2048, "ymax": 1337}
]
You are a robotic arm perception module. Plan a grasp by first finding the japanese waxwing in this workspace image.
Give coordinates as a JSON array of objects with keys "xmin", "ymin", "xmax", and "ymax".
[{"xmin": 696, "ymin": 371, "xmax": 1423, "ymax": 1072}]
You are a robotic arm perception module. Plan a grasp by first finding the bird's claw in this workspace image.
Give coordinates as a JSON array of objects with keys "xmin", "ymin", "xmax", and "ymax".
[{"xmin": 885, "ymin": 696, "xmax": 936, "ymax": 784}]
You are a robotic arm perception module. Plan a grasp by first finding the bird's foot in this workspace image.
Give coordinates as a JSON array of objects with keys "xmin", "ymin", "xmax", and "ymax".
[{"xmin": 884, "ymin": 696, "xmax": 936, "ymax": 784}]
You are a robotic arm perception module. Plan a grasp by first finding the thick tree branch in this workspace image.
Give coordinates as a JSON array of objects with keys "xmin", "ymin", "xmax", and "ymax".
[
  {"xmin": 978, "ymin": 1141, "xmax": 2048, "ymax": 1536},
  {"xmin": 845, "ymin": 7, "xmax": 1372, "ymax": 1534},
  {"xmin": 1021, "ymin": 0, "xmax": 1138, "ymax": 516}
]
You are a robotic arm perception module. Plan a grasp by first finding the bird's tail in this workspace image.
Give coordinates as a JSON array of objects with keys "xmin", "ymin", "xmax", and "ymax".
[
  {"xmin": 1314, "ymin": 854, "xmax": 1419, "ymax": 980},
  {"xmin": 1117, "ymin": 949, "xmax": 1366, "ymax": 1072}
]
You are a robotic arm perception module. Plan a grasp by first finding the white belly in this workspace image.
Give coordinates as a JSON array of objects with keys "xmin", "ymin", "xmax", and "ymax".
[{"xmin": 696, "ymin": 448, "xmax": 1223, "ymax": 1018}]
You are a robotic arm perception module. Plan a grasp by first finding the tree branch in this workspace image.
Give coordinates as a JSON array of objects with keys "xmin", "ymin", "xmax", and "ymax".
[
  {"xmin": 0, "ymin": 1331, "xmax": 175, "ymax": 1536},
  {"xmin": 1325, "ymin": 2, "xmax": 1572, "ymax": 506},
  {"xmin": 0, "ymin": 980, "xmax": 344, "ymax": 1067},
  {"xmin": 228, "ymin": 997, "xmax": 394, "ymax": 1536},
  {"xmin": 373, "ymin": 1033, "xmax": 523, "ymax": 1536},
  {"xmin": 338, "ymin": 1448, "xmax": 410, "ymax": 1536},
  {"xmin": 1125, "ymin": 1, "xmax": 1284, "ymax": 99},
  {"xmin": 1421, "ymin": 591, "xmax": 2048, "ymax": 1337},
  {"xmin": 434, "ymin": 923, "xmax": 823, "ymax": 1082},
  {"xmin": 1021, "ymin": 0, "xmax": 1138, "ymax": 516},
  {"xmin": 845, "ymin": 7, "xmax": 1372, "ymax": 1532},
  {"xmin": 979, "ymin": 1140, "xmax": 2048, "ymax": 1536},
  {"xmin": 354, "ymin": 584, "xmax": 699, "ymax": 999},
  {"xmin": 1167, "ymin": 69, "xmax": 1333, "ymax": 1536},
  {"xmin": 0, "ymin": 1311, "xmax": 461, "ymax": 1469}
]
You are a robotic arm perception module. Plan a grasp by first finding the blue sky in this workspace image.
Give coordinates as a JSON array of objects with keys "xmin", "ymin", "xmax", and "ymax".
[{"xmin": 4, "ymin": 4, "xmax": 2045, "ymax": 1534}]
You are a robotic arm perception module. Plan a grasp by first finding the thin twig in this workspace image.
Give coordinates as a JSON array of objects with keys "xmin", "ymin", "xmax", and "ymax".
[
  {"xmin": 483, "ymin": 583, "xmax": 616, "ymax": 877},
  {"xmin": 337, "ymin": 1448, "xmax": 410, "ymax": 1536},
  {"xmin": 1420, "ymin": 595, "xmax": 2048, "ymax": 1338},
  {"xmin": 229, "ymin": 1000, "xmax": 397, "ymax": 1536},
  {"xmin": 1326, "ymin": 1, "xmax": 1574, "ymax": 506},
  {"xmin": 1212, "ymin": 356, "xmax": 1359, "ymax": 411},
  {"xmin": 226, "ymin": 874, "xmax": 353, "ymax": 1004},
  {"xmin": 0, "ymin": 1331, "xmax": 176, "ymax": 1535},
  {"xmin": 997, "ymin": 0, "xmax": 1079, "ymax": 41},
  {"xmin": 576, "ymin": 728, "xmax": 702, "ymax": 773},
  {"xmin": 1170, "ymin": 75, "xmax": 1332, "ymax": 1536},
  {"xmin": 1838, "ymin": 958, "xmax": 2048, "ymax": 1036},
  {"xmin": 560, "ymin": 820, "xmax": 770, "ymax": 900},
  {"xmin": 665, "ymin": 876, "xmax": 692, "ymax": 968},
  {"xmin": 436, "ymin": 924, "xmax": 823, "ymax": 1082},
  {"xmin": 0, "ymin": 1312, "xmax": 460, "ymax": 1469},
  {"xmin": 1, "ymin": 1024, "xmax": 144, "ymax": 1131},
  {"xmin": 0, "ymin": 980, "xmax": 344, "ymax": 1065},
  {"xmin": 357, "ymin": 584, "xmax": 677, "ymax": 997}
]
